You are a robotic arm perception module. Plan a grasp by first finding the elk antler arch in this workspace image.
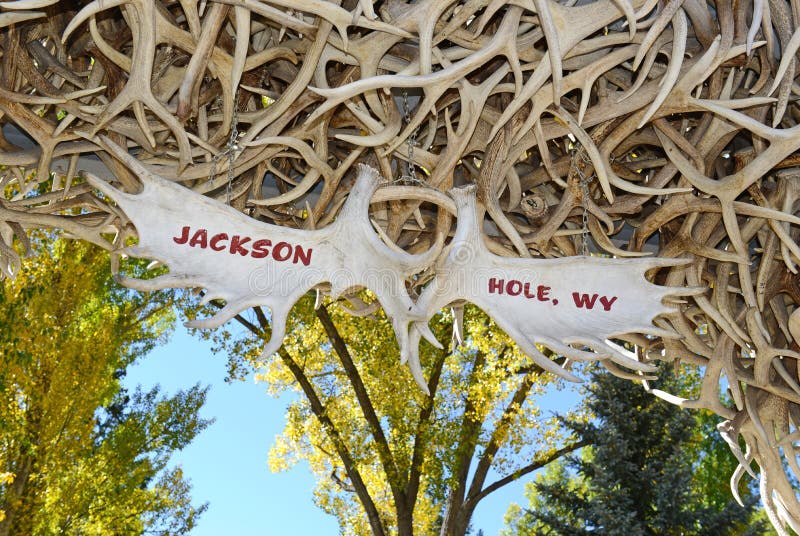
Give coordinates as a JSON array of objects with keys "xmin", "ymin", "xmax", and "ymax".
[{"xmin": 2, "ymin": 0, "xmax": 800, "ymax": 530}]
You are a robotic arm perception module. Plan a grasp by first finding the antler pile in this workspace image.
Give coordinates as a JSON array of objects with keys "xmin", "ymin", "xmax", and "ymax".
[{"xmin": 2, "ymin": 0, "xmax": 800, "ymax": 529}]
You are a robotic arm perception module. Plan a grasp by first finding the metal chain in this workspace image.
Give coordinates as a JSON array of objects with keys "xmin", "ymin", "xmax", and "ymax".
[
  {"xmin": 569, "ymin": 143, "xmax": 595, "ymax": 256},
  {"xmin": 580, "ymin": 180, "xmax": 590, "ymax": 256},
  {"xmin": 208, "ymin": 92, "xmax": 241, "ymax": 204},
  {"xmin": 395, "ymin": 89, "xmax": 426, "ymax": 186}
]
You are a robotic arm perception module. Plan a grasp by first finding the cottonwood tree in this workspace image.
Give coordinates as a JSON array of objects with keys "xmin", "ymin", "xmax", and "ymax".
[
  {"xmin": 194, "ymin": 297, "xmax": 586, "ymax": 535},
  {"xmin": 4, "ymin": 0, "xmax": 800, "ymax": 532},
  {"xmin": 0, "ymin": 236, "xmax": 210, "ymax": 535}
]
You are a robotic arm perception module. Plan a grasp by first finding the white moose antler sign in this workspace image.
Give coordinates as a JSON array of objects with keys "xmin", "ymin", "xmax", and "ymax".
[
  {"xmin": 86, "ymin": 136, "xmax": 442, "ymax": 363},
  {"xmin": 406, "ymin": 186, "xmax": 693, "ymax": 393},
  {"xmin": 88, "ymin": 139, "xmax": 690, "ymax": 392}
]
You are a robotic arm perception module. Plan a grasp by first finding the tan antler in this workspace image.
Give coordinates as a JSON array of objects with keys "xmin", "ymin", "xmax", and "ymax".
[{"xmin": 3, "ymin": 0, "xmax": 800, "ymax": 529}]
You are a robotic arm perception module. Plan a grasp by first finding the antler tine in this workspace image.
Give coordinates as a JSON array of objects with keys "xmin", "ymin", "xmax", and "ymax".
[{"xmin": 6, "ymin": 0, "xmax": 800, "ymax": 529}]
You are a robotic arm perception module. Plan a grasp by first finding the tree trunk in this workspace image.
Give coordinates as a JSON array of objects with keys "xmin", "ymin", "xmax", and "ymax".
[
  {"xmin": 0, "ymin": 455, "xmax": 32, "ymax": 536},
  {"xmin": 439, "ymin": 494, "xmax": 473, "ymax": 536},
  {"xmin": 396, "ymin": 508, "xmax": 414, "ymax": 536}
]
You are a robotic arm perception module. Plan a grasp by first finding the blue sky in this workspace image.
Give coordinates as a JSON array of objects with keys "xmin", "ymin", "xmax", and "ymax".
[{"xmin": 124, "ymin": 324, "xmax": 580, "ymax": 535}]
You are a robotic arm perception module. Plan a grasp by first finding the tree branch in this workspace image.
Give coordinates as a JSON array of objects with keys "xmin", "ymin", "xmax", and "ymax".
[
  {"xmin": 204, "ymin": 295, "xmax": 261, "ymax": 336},
  {"xmin": 120, "ymin": 296, "xmax": 174, "ymax": 332},
  {"xmin": 406, "ymin": 323, "xmax": 452, "ymax": 505},
  {"xmin": 252, "ymin": 306, "xmax": 270, "ymax": 335},
  {"xmin": 237, "ymin": 303, "xmax": 387, "ymax": 536},
  {"xmin": 231, "ymin": 311, "xmax": 260, "ymax": 335},
  {"xmin": 440, "ymin": 348, "xmax": 490, "ymax": 535},
  {"xmin": 276, "ymin": 345, "xmax": 387, "ymax": 536},
  {"xmin": 465, "ymin": 370, "xmax": 539, "ymax": 503},
  {"xmin": 469, "ymin": 439, "xmax": 590, "ymax": 506},
  {"xmin": 512, "ymin": 355, "xmax": 567, "ymax": 376},
  {"xmin": 315, "ymin": 304, "xmax": 411, "ymax": 521},
  {"xmin": 447, "ymin": 346, "xmax": 567, "ymax": 529}
]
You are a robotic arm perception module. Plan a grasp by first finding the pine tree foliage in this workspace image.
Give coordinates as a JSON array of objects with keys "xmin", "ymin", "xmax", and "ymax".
[
  {"xmin": 0, "ymin": 236, "xmax": 210, "ymax": 535},
  {"xmin": 504, "ymin": 367, "xmax": 769, "ymax": 536}
]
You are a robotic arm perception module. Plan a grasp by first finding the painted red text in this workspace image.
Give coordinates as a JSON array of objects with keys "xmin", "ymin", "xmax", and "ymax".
[
  {"xmin": 488, "ymin": 278, "xmax": 551, "ymax": 302},
  {"xmin": 172, "ymin": 225, "xmax": 313, "ymax": 266},
  {"xmin": 571, "ymin": 292, "xmax": 618, "ymax": 311}
]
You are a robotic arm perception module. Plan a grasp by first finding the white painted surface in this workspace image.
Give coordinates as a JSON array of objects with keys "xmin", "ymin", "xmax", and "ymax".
[
  {"xmin": 406, "ymin": 185, "xmax": 689, "ymax": 391},
  {"xmin": 87, "ymin": 137, "xmax": 441, "ymax": 365}
]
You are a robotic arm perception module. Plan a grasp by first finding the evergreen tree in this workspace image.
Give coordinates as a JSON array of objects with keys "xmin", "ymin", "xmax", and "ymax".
[{"xmin": 504, "ymin": 367, "xmax": 767, "ymax": 536}]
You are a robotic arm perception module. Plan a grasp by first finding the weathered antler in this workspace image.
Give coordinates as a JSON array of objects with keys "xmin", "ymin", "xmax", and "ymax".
[{"xmin": 3, "ymin": 0, "xmax": 800, "ymax": 529}]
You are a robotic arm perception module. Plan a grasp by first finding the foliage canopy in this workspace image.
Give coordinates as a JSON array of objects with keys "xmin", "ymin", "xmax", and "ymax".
[
  {"xmin": 196, "ymin": 294, "xmax": 587, "ymax": 536},
  {"xmin": 0, "ymin": 236, "xmax": 210, "ymax": 535}
]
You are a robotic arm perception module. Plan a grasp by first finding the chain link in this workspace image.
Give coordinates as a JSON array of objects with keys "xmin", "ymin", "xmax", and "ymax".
[
  {"xmin": 208, "ymin": 92, "xmax": 241, "ymax": 204},
  {"xmin": 569, "ymin": 143, "xmax": 595, "ymax": 256},
  {"xmin": 394, "ymin": 89, "xmax": 426, "ymax": 187},
  {"xmin": 580, "ymin": 181, "xmax": 590, "ymax": 256}
]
